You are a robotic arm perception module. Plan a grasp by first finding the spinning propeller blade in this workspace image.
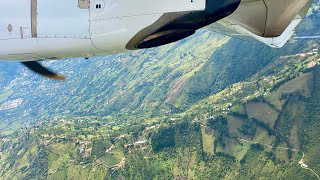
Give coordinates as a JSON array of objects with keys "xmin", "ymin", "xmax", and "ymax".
[{"xmin": 21, "ymin": 61, "xmax": 65, "ymax": 80}]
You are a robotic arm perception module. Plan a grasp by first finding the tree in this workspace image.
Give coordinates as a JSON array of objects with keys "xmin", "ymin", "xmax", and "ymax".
[{"xmin": 238, "ymin": 118, "xmax": 257, "ymax": 137}]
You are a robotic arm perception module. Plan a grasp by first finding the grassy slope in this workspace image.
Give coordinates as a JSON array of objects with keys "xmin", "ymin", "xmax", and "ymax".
[
  {"xmin": 0, "ymin": 31, "xmax": 229, "ymax": 121},
  {"xmin": 301, "ymin": 68, "xmax": 320, "ymax": 173},
  {"xmin": 1, "ymin": 65, "xmax": 320, "ymax": 179},
  {"xmin": 1, "ymin": 3, "xmax": 320, "ymax": 179}
]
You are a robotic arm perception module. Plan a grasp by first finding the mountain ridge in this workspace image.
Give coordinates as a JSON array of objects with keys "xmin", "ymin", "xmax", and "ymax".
[{"xmin": 1, "ymin": 3, "xmax": 320, "ymax": 179}]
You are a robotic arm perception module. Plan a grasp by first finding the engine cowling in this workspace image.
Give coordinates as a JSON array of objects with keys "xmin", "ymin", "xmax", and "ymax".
[{"xmin": 126, "ymin": 0, "xmax": 241, "ymax": 50}]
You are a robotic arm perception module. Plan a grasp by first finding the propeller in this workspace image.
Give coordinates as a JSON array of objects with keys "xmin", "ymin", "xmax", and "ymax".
[{"xmin": 21, "ymin": 61, "xmax": 65, "ymax": 80}]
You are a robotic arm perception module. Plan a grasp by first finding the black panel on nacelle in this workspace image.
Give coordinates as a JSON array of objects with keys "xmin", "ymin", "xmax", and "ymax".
[{"xmin": 126, "ymin": 0, "xmax": 241, "ymax": 49}]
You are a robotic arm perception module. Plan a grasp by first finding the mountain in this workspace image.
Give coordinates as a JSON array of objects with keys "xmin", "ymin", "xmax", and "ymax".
[
  {"xmin": 0, "ymin": 31, "xmax": 230, "ymax": 120},
  {"xmin": 1, "ymin": 3, "xmax": 320, "ymax": 180},
  {"xmin": 0, "ymin": 33, "xmax": 309, "ymax": 121}
]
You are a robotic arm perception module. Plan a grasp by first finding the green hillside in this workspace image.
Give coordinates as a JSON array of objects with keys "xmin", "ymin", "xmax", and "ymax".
[
  {"xmin": 1, "ymin": 2, "xmax": 320, "ymax": 179},
  {"xmin": 0, "ymin": 31, "xmax": 229, "ymax": 120}
]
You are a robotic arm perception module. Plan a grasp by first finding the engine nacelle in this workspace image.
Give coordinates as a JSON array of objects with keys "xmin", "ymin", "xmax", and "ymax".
[{"xmin": 126, "ymin": 0, "xmax": 241, "ymax": 49}]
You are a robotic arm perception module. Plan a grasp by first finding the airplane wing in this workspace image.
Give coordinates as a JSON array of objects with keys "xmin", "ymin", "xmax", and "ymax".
[
  {"xmin": 204, "ymin": 0, "xmax": 313, "ymax": 48},
  {"xmin": 0, "ymin": 0, "xmax": 313, "ymax": 79}
]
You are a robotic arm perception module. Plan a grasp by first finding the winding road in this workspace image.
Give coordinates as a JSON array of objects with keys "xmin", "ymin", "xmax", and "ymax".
[{"xmin": 238, "ymin": 138, "xmax": 320, "ymax": 180}]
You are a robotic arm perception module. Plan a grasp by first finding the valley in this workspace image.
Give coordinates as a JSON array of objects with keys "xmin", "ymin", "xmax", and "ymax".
[{"xmin": 1, "ymin": 2, "xmax": 320, "ymax": 179}]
